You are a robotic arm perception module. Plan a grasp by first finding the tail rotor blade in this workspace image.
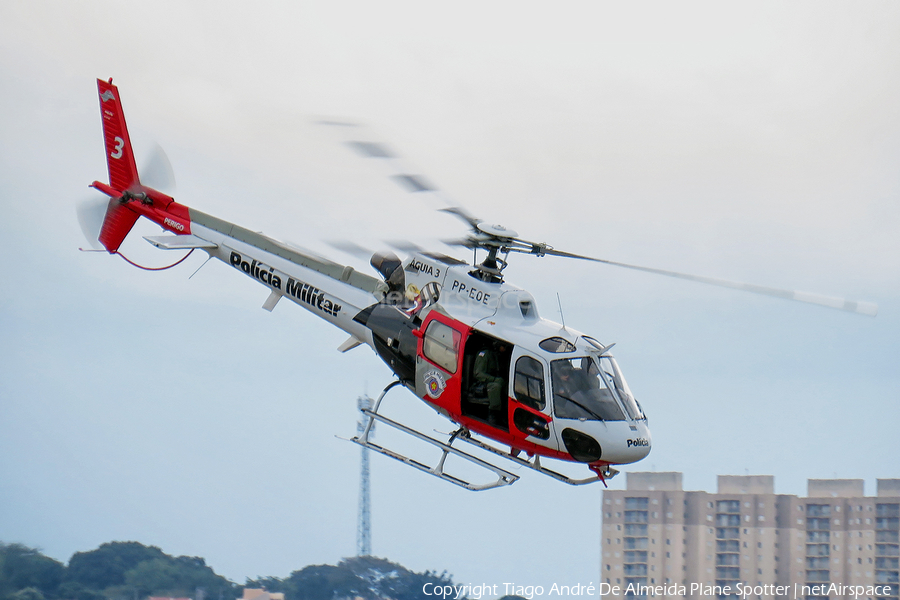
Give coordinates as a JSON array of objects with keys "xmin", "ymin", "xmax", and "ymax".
[
  {"xmin": 76, "ymin": 196, "xmax": 110, "ymax": 250},
  {"xmin": 140, "ymin": 143, "xmax": 176, "ymax": 193}
]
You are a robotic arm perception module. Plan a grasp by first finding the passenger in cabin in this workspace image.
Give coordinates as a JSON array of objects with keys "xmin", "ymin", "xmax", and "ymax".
[{"xmin": 474, "ymin": 341, "xmax": 508, "ymax": 426}]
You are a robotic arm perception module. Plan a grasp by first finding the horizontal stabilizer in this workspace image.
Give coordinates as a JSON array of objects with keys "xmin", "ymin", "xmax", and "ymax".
[
  {"xmin": 337, "ymin": 335, "xmax": 364, "ymax": 353},
  {"xmin": 144, "ymin": 235, "xmax": 217, "ymax": 250}
]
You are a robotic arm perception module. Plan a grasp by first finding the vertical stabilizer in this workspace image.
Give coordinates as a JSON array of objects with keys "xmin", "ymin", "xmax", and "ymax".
[
  {"xmin": 94, "ymin": 79, "xmax": 141, "ymax": 252},
  {"xmin": 97, "ymin": 79, "xmax": 140, "ymax": 193}
]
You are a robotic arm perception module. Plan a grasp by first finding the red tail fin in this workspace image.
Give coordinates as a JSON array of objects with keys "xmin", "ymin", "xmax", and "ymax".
[
  {"xmin": 97, "ymin": 78, "xmax": 140, "ymax": 192},
  {"xmin": 94, "ymin": 78, "xmax": 141, "ymax": 253}
]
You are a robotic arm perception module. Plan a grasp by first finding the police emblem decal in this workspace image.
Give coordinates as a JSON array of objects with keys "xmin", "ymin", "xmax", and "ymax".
[{"xmin": 423, "ymin": 370, "xmax": 447, "ymax": 399}]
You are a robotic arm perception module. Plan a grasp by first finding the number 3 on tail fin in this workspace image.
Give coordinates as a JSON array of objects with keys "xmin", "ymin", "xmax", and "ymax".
[{"xmin": 110, "ymin": 136, "xmax": 124, "ymax": 159}]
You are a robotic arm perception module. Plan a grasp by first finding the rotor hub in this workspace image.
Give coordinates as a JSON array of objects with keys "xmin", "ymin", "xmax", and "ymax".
[{"xmin": 476, "ymin": 223, "xmax": 518, "ymax": 238}]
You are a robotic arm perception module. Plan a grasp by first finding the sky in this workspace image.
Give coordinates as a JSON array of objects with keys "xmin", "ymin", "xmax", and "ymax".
[{"xmin": 1, "ymin": 0, "xmax": 899, "ymax": 595}]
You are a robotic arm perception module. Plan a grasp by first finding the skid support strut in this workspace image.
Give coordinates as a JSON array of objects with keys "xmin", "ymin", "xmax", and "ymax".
[{"xmin": 350, "ymin": 381, "xmax": 519, "ymax": 491}]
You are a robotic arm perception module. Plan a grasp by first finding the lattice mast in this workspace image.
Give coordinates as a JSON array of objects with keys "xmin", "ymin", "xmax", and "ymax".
[{"xmin": 356, "ymin": 395, "xmax": 374, "ymax": 556}]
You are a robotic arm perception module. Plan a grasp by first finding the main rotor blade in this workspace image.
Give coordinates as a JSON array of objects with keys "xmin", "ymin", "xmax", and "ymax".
[
  {"xmin": 438, "ymin": 206, "xmax": 482, "ymax": 231},
  {"xmin": 385, "ymin": 239, "xmax": 425, "ymax": 254},
  {"xmin": 542, "ymin": 248, "xmax": 878, "ymax": 317},
  {"xmin": 326, "ymin": 240, "xmax": 373, "ymax": 260}
]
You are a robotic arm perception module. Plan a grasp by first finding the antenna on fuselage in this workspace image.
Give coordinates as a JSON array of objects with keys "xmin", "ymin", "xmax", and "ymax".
[
  {"xmin": 189, "ymin": 254, "xmax": 214, "ymax": 279},
  {"xmin": 557, "ymin": 293, "xmax": 567, "ymax": 331}
]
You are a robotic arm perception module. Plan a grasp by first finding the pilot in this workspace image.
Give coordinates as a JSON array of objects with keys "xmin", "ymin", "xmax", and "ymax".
[
  {"xmin": 474, "ymin": 341, "xmax": 507, "ymax": 425},
  {"xmin": 581, "ymin": 357, "xmax": 602, "ymax": 389},
  {"xmin": 552, "ymin": 360, "xmax": 583, "ymax": 418}
]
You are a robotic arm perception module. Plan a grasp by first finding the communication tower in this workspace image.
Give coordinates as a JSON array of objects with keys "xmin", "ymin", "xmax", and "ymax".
[{"xmin": 356, "ymin": 395, "xmax": 373, "ymax": 556}]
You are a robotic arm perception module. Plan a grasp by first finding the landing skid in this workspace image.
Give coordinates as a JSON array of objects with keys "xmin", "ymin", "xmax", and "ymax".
[
  {"xmin": 350, "ymin": 381, "xmax": 519, "ymax": 491},
  {"xmin": 349, "ymin": 380, "xmax": 620, "ymax": 490},
  {"xmin": 454, "ymin": 430, "xmax": 619, "ymax": 486}
]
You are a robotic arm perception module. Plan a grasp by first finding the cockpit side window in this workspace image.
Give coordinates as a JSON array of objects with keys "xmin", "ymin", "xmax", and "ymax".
[
  {"xmin": 423, "ymin": 320, "xmax": 460, "ymax": 373},
  {"xmin": 551, "ymin": 357, "xmax": 626, "ymax": 421},
  {"xmin": 513, "ymin": 356, "xmax": 545, "ymax": 410}
]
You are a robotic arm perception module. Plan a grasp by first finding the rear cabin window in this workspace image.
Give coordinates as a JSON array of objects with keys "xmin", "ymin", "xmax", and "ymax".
[
  {"xmin": 423, "ymin": 321, "xmax": 460, "ymax": 373},
  {"xmin": 514, "ymin": 356, "xmax": 546, "ymax": 410}
]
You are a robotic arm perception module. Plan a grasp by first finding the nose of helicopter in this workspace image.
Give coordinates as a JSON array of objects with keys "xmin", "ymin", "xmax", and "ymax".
[
  {"xmin": 608, "ymin": 421, "xmax": 652, "ymax": 465},
  {"xmin": 561, "ymin": 419, "xmax": 651, "ymax": 466}
]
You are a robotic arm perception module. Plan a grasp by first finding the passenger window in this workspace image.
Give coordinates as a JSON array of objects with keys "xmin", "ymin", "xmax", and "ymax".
[
  {"xmin": 514, "ymin": 356, "xmax": 545, "ymax": 410},
  {"xmin": 423, "ymin": 320, "xmax": 460, "ymax": 373}
]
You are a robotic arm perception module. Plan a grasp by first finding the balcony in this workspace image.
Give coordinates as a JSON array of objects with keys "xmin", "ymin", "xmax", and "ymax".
[
  {"xmin": 625, "ymin": 510, "xmax": 649, "ymax": 523},
  {"xmin": 626, "ymin": 497, "xmax": 650, "ymax": 510},
  {"xmin": 716, "ymin": 554, "xmax": 740, "ymax": 566},
  {"xmin": 624, "ymin": 564, "xmax": 648, "ymax": 576},
  {"xmin": 624, "ymin": 537, "xmax": 649, "ymax": 550},
  {"xmin": 876, "ymin": 570, "xmax": 900, "ymax": 584},
  {"xmin": 625, "ymin": 524, "xmax": 648, "ymax": 536},
  {"xmin": 717, "ymin": 540, "xmax": 740, "ymax": 553},
  {"xmin": 625, "ymin": 551, "xmax": 648, "ymax": 563},
  {"xmin": 716, "ymin": 527, "xmax": 740, "ymax": 540},
  {"xmin": 717, "ymin": 500, "xmax": 741, "ymax": 514},
  {"xmin": 876, "ymin": 557, "xmax": 900, "ymax": 570},
  {"xmin": 806, "ymin": 569, "xmax": 830, "ymax": 582},
  {"xmin": 877, "ymin": 530, "xmax": 900, "ymax": 543},
  {"xmin": 807, "ymin": 531, "xmax": 831, "ymax": 543},
  {"xmin": 716, "ymin": 567, "xmax": 740, "ymax": 580},
  {"xmin": 716, "ymin": 514, "xmax": 741, "ymax": 527}
]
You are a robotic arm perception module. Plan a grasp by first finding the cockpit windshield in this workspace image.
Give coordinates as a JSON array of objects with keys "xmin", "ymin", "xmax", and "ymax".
[
  {"xmin": 551, "ymin": 357, "xmax": 624, "ymax": 421},
  {"xmin": 550, "ymin": 355, "xmax": 644, "ymax": 421},
  {"xmin": 597, "ymin": 355, "xmax": 645, "ymax": 421}
]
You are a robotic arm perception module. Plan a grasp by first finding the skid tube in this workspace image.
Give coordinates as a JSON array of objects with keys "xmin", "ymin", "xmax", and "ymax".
[
  {"xmin": 453, "ymin": 430, "xmax": 619, "ymax": 486},
  {"xmin": 350, "ymin": 381, "xmax": 520, "ymax": 491}
]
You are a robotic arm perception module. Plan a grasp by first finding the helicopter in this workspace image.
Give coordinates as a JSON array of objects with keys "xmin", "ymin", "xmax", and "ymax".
[{"xmin": 79, "ymin": 78, "xmax": 878, "ymax": 491}]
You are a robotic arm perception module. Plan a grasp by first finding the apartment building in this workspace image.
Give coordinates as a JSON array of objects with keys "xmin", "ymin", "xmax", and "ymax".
[{"xmin": 601, "ymin": 473, "xmax": 900, "ymax": 599}]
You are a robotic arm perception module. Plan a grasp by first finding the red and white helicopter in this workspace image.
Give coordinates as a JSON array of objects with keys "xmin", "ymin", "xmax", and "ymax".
[{"xmin": 79, "ymin": 79, "xmax": 877, "ymax": 491}]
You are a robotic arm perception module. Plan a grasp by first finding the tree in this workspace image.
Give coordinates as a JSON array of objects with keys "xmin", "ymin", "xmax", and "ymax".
[
  {"xmin": 123, "ymin": 556, "xmax": 235, "ymax": 600},
  {"xmin": 54, "ymin": 581, "xmax": 107, "ymax": 600},
  {"xmin": 66, "ymin": 542, "xmax": 167, "ymax": 590},
  {"xmin": 0, "ymin": 543, "xmax": 66, "ymax": 599},
  {"xmin": 242, "ymin": 577, "xmax": 285, "ymax": 594},
  {"xmin": 282, "ymin": 556, "xmax": 465, "ymax": 600}
]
